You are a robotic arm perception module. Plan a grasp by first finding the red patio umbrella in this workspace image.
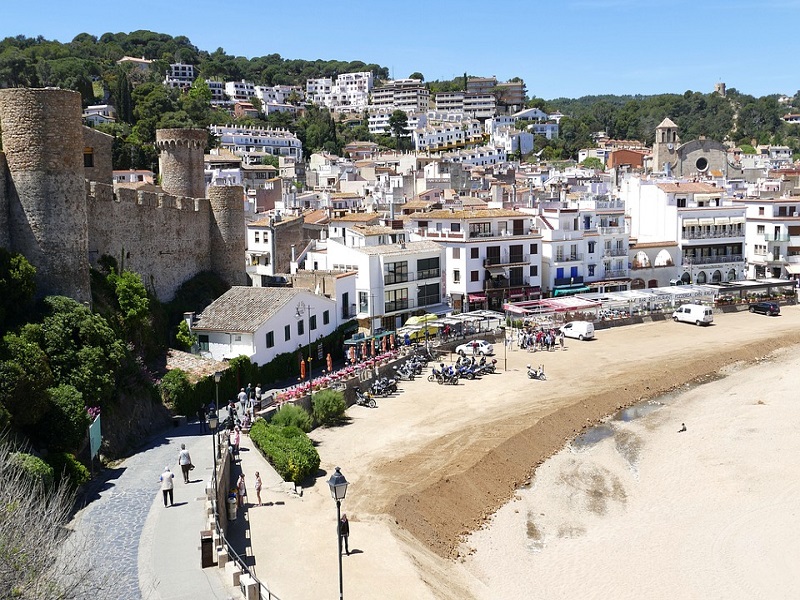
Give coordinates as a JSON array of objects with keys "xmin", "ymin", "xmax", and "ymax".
[
  {"xmin": 326, "ymin": 353, "xmax": 333, "ymax": 372},
  {"xmin": 349, "ymin": 346, "xmax": 356, "ymax": 363},
  {"xmin": 382, "ymin": 336, "xmax": 387, "ymax": 352},
  {"xmin": 370, "ymin": 338, "xmax": 376, "ymax": 356},
  {"xmin": 390, "ymin": 333, "xmax": 396, "ymax": 349},
  {"xmin": 300, "ymin": 357, "xmax": 306, "ymax": 380}
]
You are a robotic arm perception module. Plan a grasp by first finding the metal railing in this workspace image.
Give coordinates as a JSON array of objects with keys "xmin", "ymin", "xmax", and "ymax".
[
  {"xmin": 682, "ymin": 254, "xmax": 743, "ymax": 265},
  {"xmin": 682, "ymin": 229, "xmax": 743, "ymax": 239},
  {"xmin": 554, "ymin": 253, "xmax": 584, "ymax": 262},
  {"xmin": 215, "ymin": 515, "xmax": 279, "ymax": 600},
  {"xmin": 763, "ymin": 233, "xmax": 791, "ymax": 242},
  {"xmin": 484, "ymin": 253, "xmax": 529, "ymax": 266},
  {"xmin": 603, "ymin": 248, "xmax": 628, "ymax": 257}
]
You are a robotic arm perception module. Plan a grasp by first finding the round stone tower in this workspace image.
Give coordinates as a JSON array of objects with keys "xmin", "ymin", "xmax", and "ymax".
[
  {"xmin": 0, "ymin": 88, "xmax": 90, "ymax": 303},
  {"xmin": 208, "ymin": 185, "xmax": 247, "ymax": 287},
  {"xmin": 155, "ymin": 128, "xmax": 206, "ymax": 199}
]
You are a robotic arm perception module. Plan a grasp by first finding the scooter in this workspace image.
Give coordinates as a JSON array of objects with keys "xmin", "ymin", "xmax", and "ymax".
[
  {"xmin": 526, "ymin": 364, "xmax": 547, "ymax": 381},
  {"xmin": 354, "ymin": 389, "xmax": 377, "ymax": 408}
]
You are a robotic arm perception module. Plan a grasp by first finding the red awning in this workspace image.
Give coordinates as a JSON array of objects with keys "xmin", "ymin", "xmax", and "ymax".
[{"xmin": 468, "ymin": 294, "xmax": 487, "ymax": 302}]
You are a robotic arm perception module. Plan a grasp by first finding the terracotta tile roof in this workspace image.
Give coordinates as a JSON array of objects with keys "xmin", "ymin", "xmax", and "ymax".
[
  {"xmin": 193, "ymin": 287, "xmax": 304, "ymax": 333},
  {"xmin": 165, "ymin": 350, "xmax": 229, "ymax": 383},
  {"xmin": 304, "ymin": 209, "xmax": 330, "ymax": 224},
  {"xmin": 331, "ymin": 213, "xmax": 380, "ymax": 223},
  {"xmin": 655, "ymin": 182, "xmax": 721, "ymax": 193}
]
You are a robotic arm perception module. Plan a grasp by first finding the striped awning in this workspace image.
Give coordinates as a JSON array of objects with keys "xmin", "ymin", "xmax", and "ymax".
[
  {"xmin": 698, "ymin": 218, "xmax": 715, "ymax": 225},
  {"xmin": 730, "ymin": 216, "xmax": 746, "ymax": 224},
  {"xmin": 714, "ymin": 217, "xmax": 730, "ymax": 225},
  {"xmin": 683, "ymin": 218, "xmax": 699, "ymax": 226}
]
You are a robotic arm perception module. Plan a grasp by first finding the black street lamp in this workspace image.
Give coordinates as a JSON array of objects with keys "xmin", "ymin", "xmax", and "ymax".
[
  {"xmin": 208, "ymin": 411, "xmax": 219, "ymax": 518},
  {"xmin": 213, "ymin": 371, "xmax": 222, "ymax": 459},
  {"xmin": 327, "ymin": 466, "xmax": 349, "ymax": 600}
]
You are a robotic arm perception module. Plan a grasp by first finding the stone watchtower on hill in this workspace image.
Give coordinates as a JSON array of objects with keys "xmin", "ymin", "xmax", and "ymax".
[
  {"xmin": 0, "ymin": 87, "xmax": 91, "ymax": 303},
  {"xmin": 0, "ymin": 88, "xmax": 247, "ymax": 304}
]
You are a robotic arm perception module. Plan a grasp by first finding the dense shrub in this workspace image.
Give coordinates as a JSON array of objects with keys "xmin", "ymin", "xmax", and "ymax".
[
  {"xmin": 9, "ymin": 452, "xmax": 54, "ymax": 489},
  {"xmin": 36, "ymin": 384, "xmax": 90, "ymax": 452},
  {"xmin": 312, "ymin": 389, "xmax": 346, "ymax": 426},
  {"xmin": 270, "ymin": 404, "xmax": 313, "ymax": 432},
  {"xmin": 249, "ymin": 419, "xmax": 320, "ymax": 484},
  {"xmin": 45, "ymin": 452, "xmax": 90, "ymax": 490},
  {"xmin": 159, "ymin": 369, "xmax": 193, "ymax": 414}
]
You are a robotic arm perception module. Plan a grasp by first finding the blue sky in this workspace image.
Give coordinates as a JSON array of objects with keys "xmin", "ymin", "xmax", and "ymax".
[{"xmin": 2, "ymin": 0, "xmax": 799, "ymax": 99}]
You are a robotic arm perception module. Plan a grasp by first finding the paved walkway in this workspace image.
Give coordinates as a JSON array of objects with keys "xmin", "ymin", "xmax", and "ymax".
[{"xmin": 71, "ymin": 416, "xmax": 251, "ymax": 600}]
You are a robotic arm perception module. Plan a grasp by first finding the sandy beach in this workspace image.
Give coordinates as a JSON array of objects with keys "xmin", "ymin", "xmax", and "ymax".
[{"xmin": 247, "ymin": 305, "xmax": 800, "ymax": 599}]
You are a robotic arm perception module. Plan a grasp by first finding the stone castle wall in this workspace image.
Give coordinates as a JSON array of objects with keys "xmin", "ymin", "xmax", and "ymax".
[
  {"xmin": 0, "ymin": 153, "xmax": 8, "ymax": 249},
  {"xmin": 87, "ymin": 182, "xmax": 219, "ymax": 300},
  {"xmin": 0, "ymin": 88, "xmax": 247, "ymax": 304},
  {"xmin": 0, "ymin": 88, "xmax": 90, "ymax": 303}
]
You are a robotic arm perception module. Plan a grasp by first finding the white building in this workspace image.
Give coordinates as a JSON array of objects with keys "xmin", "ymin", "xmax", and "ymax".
[
  {"xmin": 210, "ymin": 124, "xmax": 303, "ymax": 164},
  {"xmin": 206, "ymin": 80, "xmax": 231, "ymax": 106},
  {"xmin": 438, "ymin": 146, "xmax": 507, "ymax": 167},
  {"xmin": 225, "ymin": 80, "xmax": 257, "ymax": 102},
  {"xmin": 371, "ymin": 79, "xmax": 429, "ymax": 112},
  {"xmin": 491, "ymin": 127, "xmax": 534, "ymax": 156},
  {"xmin": 737, "ymin": 196, "xmax": 800, "ymax": 280},
  {"xmin": 83, "ymin": 104, "xmax": 116, "ymax": 126},
  {"xmin": 405, "ymin": 208, "xmax": 543, "ymax": 313},
  {"xmin": 189, "ymin": 287, "xmax": 340, "ymax": 364},
  {"xmin": 164, "ymin": 63, "xmax": 196, "ymax": 89},
  {"xmin": 620, "ymin": 178, "xmax": 747, "ymax": 284},
  {"xmin": 413, "ymin": 119, "xmax": 483, "ymax": 152}
]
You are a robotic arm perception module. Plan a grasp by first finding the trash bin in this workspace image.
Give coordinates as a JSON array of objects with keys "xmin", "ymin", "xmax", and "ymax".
[
  {"xmin": 200, "ymin": 529, "xmax": 214, "ymax": 568},
  {"xmin": 226, "ymin": 496, "xmax": 237, "ymax": 521}
]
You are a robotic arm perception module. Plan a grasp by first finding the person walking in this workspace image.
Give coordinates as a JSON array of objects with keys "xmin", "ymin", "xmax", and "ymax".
[
  {"xmin": 178, "ymin": 443, "xmax": 193, "ymax": 484},
  {"xmin": 231, "ymin": 426, "xmax": 241, "ymax": 460},
  {"xmin": 339, "ymin": 514, "xmax": 350, "ymax": 555},
  {"xmin": 197, "ymin": 405, "xmax": 206, "ymax": 432},
  {"xmin": 254, "ymin": 472, "xmax": 263, "ymax": 506},
  {"xmin": 159, "ymin": 467, "xmax": 174, "ymax": 507},
  {"xmin": 237, "ymin": 473, "xmax": 247, "ymax": 508},
  {"xmin": 237, "ymin": 388, "xmax": 247, "ymax": 415}
]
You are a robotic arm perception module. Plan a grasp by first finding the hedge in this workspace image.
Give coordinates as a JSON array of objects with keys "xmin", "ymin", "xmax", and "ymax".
[
  {"xmin": 46, "ymin": 452, "xmax": 90, "ymax": 490},
  {"xmin": 249, "ymin": 419, "xmax": 320, "ymax": 484},
  {"xmin": 270, "ymin": 404, "xmax": 313, "ymax": 432}
]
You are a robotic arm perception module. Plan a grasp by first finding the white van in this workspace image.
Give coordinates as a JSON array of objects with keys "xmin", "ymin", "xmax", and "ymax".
[
  {"xmin": 560, "ymin": 320, "xmax": 595, "ymax": 340},
  {"xmin": 672, "ymin": 304, "xmax": 713, "ymax": 326}
]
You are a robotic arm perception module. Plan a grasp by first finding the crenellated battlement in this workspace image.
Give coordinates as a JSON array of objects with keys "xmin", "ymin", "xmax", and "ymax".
[{"xmin": 1, "ymin": 88, "xmax": 246, "ymax": 302}]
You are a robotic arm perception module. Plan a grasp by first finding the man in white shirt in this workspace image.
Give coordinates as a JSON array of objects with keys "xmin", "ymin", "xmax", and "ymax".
[
  {"xmin": 178, "ymin": 444, "xmax": 192, "ymax": 484},
  {"xmin": 160, "ymin": 467, "xmax": 174, "ymax": 506}
]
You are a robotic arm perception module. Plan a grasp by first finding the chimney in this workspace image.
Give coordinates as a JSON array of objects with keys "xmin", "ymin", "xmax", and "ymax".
[{"xmin": 183, "ymin": 312, "xmax": 195, "ymax": 332}]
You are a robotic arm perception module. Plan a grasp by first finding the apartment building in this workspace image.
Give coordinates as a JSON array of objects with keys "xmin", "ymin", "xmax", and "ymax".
[
  {"xmin": 621, "ymin": 178, "xmax": 747, "ymax": 284},
  {"xmin": 535, "ymin": 195, "xmax": 630, "ymax": 295},
  {"xmin": 438, "ymin": 146, "xmax": 507, "ymax": 167},
  {"xmin": 371, "ymin": 79, "xmax": 430, "ymax": 112},
  {"xmin": 225, "ymin": 80, "xmax": 257, "ymax": 102},
  {"xmin": 255, "ymin": 84, "xmax": 303, "ymax": 105},
  {"xmin": 206, "ymin": 80, "xmax": 230, "ymax": 106},
  {"xmin": 737, "ymin": 196, "xmax": 800, "ymax": 279},
  {"xmin": 163, "ymin": 63, "xmax": 196, "ymax": 89},
  {"xmin": 405, "ymin": 208, "xmax": 543, "ymax": 312},
  {"xmin": 412, "ymin": 119, "xmax": 483, "ymax": 152},
  {"xmin": 209, "ymin": 125, "xmax": 303, "ymax": 164}
]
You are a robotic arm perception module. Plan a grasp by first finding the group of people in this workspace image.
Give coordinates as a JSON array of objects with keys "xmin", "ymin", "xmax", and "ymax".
[
  {"xmin": 517, "ymin": 327, "xmax": 564, "ymax": 352},
  {"xmin": 235, "ymin": 471, "xmax": 264, "ymax": 507}
]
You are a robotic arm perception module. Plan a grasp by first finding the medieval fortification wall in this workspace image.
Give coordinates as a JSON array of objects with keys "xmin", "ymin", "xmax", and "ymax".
[{"xmin": 0, "ymin": 88, "xmax": 246, "ymax": 302}]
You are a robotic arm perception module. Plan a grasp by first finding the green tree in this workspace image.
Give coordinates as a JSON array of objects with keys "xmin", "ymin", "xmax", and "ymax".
[
  {"xmin": 408, "ymin": 72, "xmax": 424, "ymax": 81},
  {"xmin": 36, "ymin": 384, "xmax": 89, "ymax": 452},
  {"xmin": 388, "ymin": 109, "xmax": 409, "ymax": 147},
  {"xmin": 312, "ymin": 389, "xmax": 346, "ymax": 426},
  {"xmin": 159, "ymin": 369, "xmax": 193, "ymax": 414},
  {"xmin": 580, "ymin": 157, "xmax": 605, "ymax": 170},
  {"xmin": 0, "ymin": 249, "xmax": 36, "ymax": 335},
  {"xmin": 0, "ymin": 332, "xmax": 54, "ymax": 427}
]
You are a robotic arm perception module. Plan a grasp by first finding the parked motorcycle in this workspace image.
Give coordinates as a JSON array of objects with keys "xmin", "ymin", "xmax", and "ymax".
[
  {"xmin": 393, "ymin": 364, "xmax": 416, "ymax": 381},
  {"xmin": 354, "ymin": 388, "xmax": 377, "ymax": 408},
  {"xmin": 526, "ymin": 364, "xmax": 547, "ymax": 381},
  {"xmin": 477, "ymin": 357, "xmax": 497, "ymax": 375}
]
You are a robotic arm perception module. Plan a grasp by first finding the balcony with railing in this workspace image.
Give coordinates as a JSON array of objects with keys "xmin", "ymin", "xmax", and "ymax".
[
  {"xmin": 682, "ymin": 254, "xmax": 744, "ymax": 265},
  {"xmin": 484, "ymin": 253, "xmax": 529, "ymax": 267},
  {"xmin": 548, "ymin": 230, "xmax": 584, "ymax": 241},
  {"xmin": 383, "ymin": 269, "xmax": 442, "ymax": 286},
  {"xmin": 763, "ymin": 233, "xmax": 791, "ymax": 242},
  {"xmin": 682, "ymin": 228, "xmax": 744, "ymax": 240},
  {"xmin": 604, "ymin": 268, "xmax": 629, "ymax": 278},
  {"xmin": 598, "ymin": 226, "xmax": 628, "ymax": 235},
  {"xmin": 554, "ymin": 253, "xmax": 584, "ymax": 263},
  {"xmin": 483, "ymin": 276, "xmax": 530, "ymax": 290},
  {"xmin": 604, "ymin": 247, "xmax": 628, "ymax": 257}
]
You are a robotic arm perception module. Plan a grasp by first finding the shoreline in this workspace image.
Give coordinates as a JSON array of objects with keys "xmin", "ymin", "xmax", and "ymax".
[
  {"xmin": 386, "ymin": 329, "xmax": 800, "ymax": 560},
  {"xmin": 460, "ymin": 344, "xmax": 800, "ymax": 598}
]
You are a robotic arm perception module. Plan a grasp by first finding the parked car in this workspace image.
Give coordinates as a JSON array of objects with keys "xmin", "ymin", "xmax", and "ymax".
[
  {"xmin": 672, "ymin": 303, "xmax": 714, "ymax": 326},
  {"xmin": 455, "ymin": 340, "xmax": 494, "ymax": 356},
  {"xmin": 559, "ymin": 321, "xmax": 595, "ymax": 341},
  {"xmin": 749, "ymin": 301, "xmax": 780, "ymax": 316}
]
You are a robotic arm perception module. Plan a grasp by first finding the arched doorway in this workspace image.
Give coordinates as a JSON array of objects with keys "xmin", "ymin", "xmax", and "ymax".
[
  {"xmin": 630, "ymin": 278, "xmax": 646, "ymax": 290},
  {"xmin": 654, "ymin": 250, "xmax": 673, "ymax": 267},
  {"xmin": 727, "ymin": 269, "xmax": 736, "ymax": 282},
  {"xmin": 681, "ymin": 272, "xmax": 691, "ymax": 284},
  {"xmin": 648, "ymin": 279, "xmax": 658, "ymax": 288},
  {"xmin": 633, "ymin": 251, "xmax": 651, "ymax": 269},
  {"xmin": 711, "ymin": 269, "xmax": 722, "ymax": 283},
  {"xmin": 696, "ymin": 271, "xmax": 707, "ymax": 284}
]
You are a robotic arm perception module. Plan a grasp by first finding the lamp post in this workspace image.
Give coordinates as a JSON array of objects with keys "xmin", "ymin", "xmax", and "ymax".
[
  {"xmin": 213, "ymin": 371, "xmax": 222, "ymax": 459},
  {"xmin": 208, "ymin": 411, "xmax": 219, "ymax": 518},
  {"xmin": 327, "ymin": 466, "xmax": 349, "ymax": 600}
]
